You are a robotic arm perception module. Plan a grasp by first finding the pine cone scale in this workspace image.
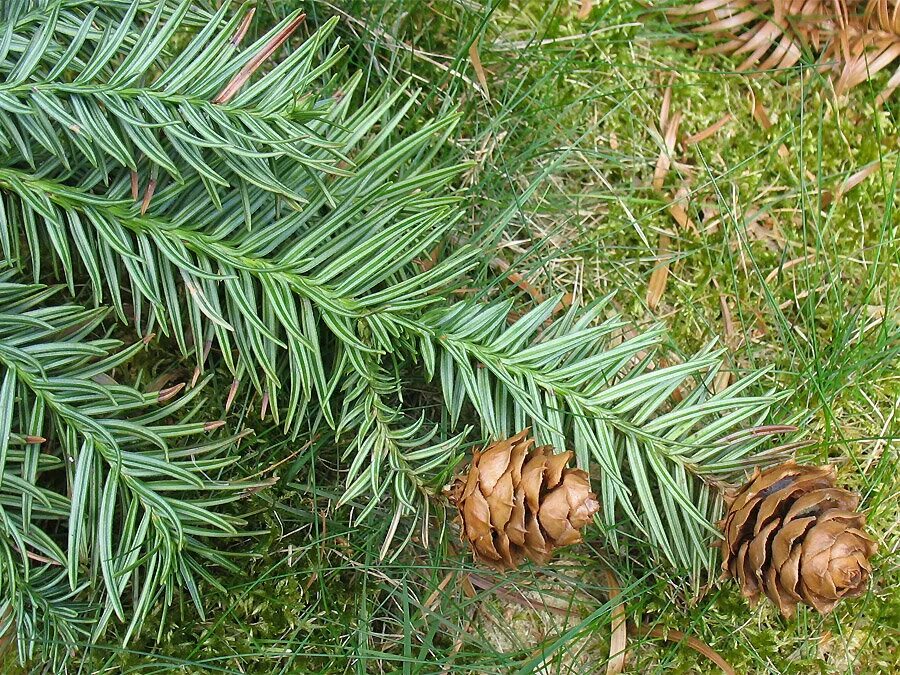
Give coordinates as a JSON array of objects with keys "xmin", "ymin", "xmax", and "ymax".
[
  {"xmin": 520, "ymin": 451, "xmax": 546, "ymax": 513},
  {"xmin": 478, "ymin": 439, "xmax": 516, "ymax": 492},
  {"xmin": 487, "ymin": 472, "xmax": 514, "ymax": 529},
  {"xmin": 770, "ymin": 516, "xmax": 815, "ymax": 568},
  {"xmin": 545, "ymin": 450, "xmax": 572, "ymax": 486},
  {"xmin": 525, "ymin": 515, "xmax": 547, "ymax": 560},
  {"xmin": 565, "ymin": 473, "xmax": 597, "ymax": 526},
  {"xmin": 507, "ymin": 489, "xmax": 527, "ymax": 545},
  {"xmin": 734, "ymin": 542, "xmax": 758, "ymax": 596},
  {"xmin": 808, "ymin": 487, "xmax": 860, "ymax": 516},
  {"xmin": 720, "ymin": 461, "xmax": 877, "ymax": 617},
  {"xmin": 754, "ymin": 477, "xmax": 833, "ymax": 531},
  {"xmin": 748, "ymin": 518, "xmax": 779, "ymax": 574},
  {"xmin": 463, "ymin": 488, "xmax": 491, "ymax": 539},
  {"xmin": 451, "ymin": 430, "xmax": 599, "ymax": 569}
]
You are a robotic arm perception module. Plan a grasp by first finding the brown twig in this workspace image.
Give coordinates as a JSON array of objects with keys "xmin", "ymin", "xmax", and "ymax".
[{"xmin": 632, "ymin": 624, "xmax": 736, "ymax": 675}]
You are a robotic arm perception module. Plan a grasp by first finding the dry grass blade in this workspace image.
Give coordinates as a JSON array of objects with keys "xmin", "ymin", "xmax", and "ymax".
[
  {"xmin": 214, "ymin": 13, "xmax": 307, "ymax": 104},
  {"xmin": 604, "ymin": 570, "xmax": 627, "ymax": 675},
  {"xmin": 659, "ymin": 79, "xmax": 673, "ymax": 130},
  {"xmin": 749, "ymin": 88, "xmax": 774, "ymax": 129},
  {"xmin": 652, "ymin": 86, "xmax": 704, "ymax": 236},
  {"xmin": 652, "ymin": 83, "xmax": 681, "ymax": 191},
  {"xmin": 841, "ymin": 160, "xmax": 881, "ymax": 192},
  {"xmin": 652, "ymin": 114, "xmax": 681, "ymax": 190},
  {"xmin": 490, "ymin": 255, "xmax": 546, "ymax": 303},
  {"xmin": 709, "ymin": 279, "xmax": 736, "ymax": 392},
  {"xmin": 668, "ymin": 201, "xmax": 696, "ymax": 230},
  {"xmin": 424, "ymin": 572, "xmax": 456, "ymax": 611},
  {"xmin": 718, "ymin": 291, "xmax": 737, "ymax": 349},
  {"xmin": 669, "ymin": 186, "xmax": 698, "ymax": 232}
]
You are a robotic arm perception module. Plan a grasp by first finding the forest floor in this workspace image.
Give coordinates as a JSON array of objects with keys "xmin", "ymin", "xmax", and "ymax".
[{"xmin": 79, "ymin": 1, "xmax": 898, "ymax": 673}]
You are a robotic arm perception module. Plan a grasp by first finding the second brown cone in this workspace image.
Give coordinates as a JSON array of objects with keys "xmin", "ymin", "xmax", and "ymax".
[
  {"xmin": 449, "ymin": 429, "xmax": 599, "ymax": 569},
  {"xmin": 720, "ymin": 461, "xmax": 877, "ymax": 617}
]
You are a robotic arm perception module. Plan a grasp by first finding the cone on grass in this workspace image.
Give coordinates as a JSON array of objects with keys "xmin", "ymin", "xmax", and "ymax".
[
  {"xmin": 720, "ymin": 461, "xmax": 877, "ymax": 617},
  {"xmin": 449, "ymin": 429, "xmax": 599, "ymax": 569}
]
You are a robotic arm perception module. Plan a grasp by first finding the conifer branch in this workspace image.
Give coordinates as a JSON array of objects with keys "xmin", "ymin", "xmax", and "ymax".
[
  {"xmin": 0, "ymin": 273, "xmax": 260, "ymax": 661},
  {"xmin": 0, "ymin": 2, "xmax": 799, "ymax": 663}
]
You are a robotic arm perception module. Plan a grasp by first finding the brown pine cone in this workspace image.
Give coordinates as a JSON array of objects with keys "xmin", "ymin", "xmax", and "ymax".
[
  {"xmin": 720, "ymin": 461, "xmax": 877, "ymax": 617},
  {"xmin": 449, "ymin": 429, "xmax": 599, "ymax": 570}
]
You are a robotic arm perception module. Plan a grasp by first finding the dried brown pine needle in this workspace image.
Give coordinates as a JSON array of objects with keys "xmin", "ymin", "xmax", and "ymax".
[
  {"xmin": 646, "ymin": 234, "xmax": 673, "ymax": 311},
  {"xmin": 468, "ymin": 40, "xmax": 491, "ymax": 101},
  {"xmin": 652, "ymin": 110, "xmax": 683, "ymax": 191},
  {"xmin": 578, "ymin": 0, "xmax": 594, "ymax": 20},
  {"xmin": 684, "ymin": 112, "xmax": 734, "ymax": 145},
  {"xmin": 669, "ymin": 1, "xmax": 900, "ymax": 102},
  {"xmin": 214, "ymin": 13, "xmax": 307, "ymax": 104}
]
